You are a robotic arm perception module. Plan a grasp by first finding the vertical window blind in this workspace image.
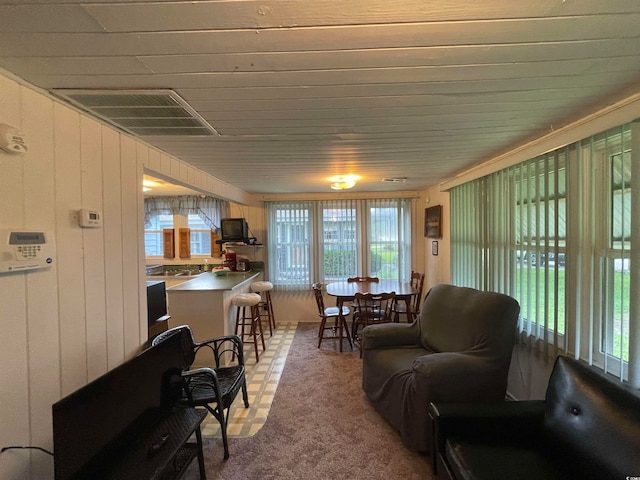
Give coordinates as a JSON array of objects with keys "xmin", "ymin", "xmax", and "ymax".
[
  {"xmin": 450, "ymin": 121, "xmax": 638, "ymax": 382},
  {"xmin": 319, "ymin": 199, "xmax": 359, "ymax": 281},
  {"xmin": 267, "ymin": 198, "xmax": 412, "ymax": 290},
  {"xmin": 267, "ymin": 201, "xmax": 313, "ymax": 290}
]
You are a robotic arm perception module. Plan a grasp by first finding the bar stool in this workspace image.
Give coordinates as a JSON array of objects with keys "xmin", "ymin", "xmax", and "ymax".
[
  {"xmin": 232, "ymin": 292, "xmax": 265, "ymax": 362},
  {"xmin": 250, "ymin": 281, "xmax": 276, "ymax": 336}
]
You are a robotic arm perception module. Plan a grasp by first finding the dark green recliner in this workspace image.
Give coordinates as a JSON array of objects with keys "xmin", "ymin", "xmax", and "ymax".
[{"xmin": 362, "ymin": 283, "xmax": 520, "ymax": 452}]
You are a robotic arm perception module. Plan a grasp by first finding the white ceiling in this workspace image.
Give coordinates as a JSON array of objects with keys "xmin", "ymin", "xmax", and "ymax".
[{"xmin": 1, "ymin": 1, "xmax": 640, "ymax": 195}]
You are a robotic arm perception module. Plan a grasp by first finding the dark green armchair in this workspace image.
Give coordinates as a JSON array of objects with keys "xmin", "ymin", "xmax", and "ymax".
[{"xmin": 361, "ymin": 284, "xmax": 520, "ymax": 453}]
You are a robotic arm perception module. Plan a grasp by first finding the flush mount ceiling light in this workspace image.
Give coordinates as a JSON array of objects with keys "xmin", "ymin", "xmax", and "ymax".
[{"xmin": 329, "ymin": 175, "xmax": 359, "ymax": 190}]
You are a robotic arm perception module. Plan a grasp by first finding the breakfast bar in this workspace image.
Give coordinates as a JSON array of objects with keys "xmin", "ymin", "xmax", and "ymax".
[{"xmin": 166, "ymin": 270, "xmax": 262, "ymax": 366}]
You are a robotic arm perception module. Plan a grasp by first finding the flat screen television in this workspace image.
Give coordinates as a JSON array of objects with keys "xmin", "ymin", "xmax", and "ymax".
[
  {"xmin": 146, "ymin": 280, "xmax": 167, "ymax": 327},
  {"xmin": 220, "ymin": 217, "xmax": 248, "ymax": 241},
  {"xmin": 52, "ymin": 333, "xmax": 183, "ymax": 480}
]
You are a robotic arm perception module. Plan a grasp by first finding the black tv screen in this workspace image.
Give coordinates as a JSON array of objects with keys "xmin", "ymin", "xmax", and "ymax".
[
  {"xmin": 146, "ymin": 280, "xmax": 167, "ymax": 327},
  {"xmin": 220, "ymin": 217, "xmax": 248, "ymax": 241},
  {"xmin": 52, "ymin": 334, "xmax": 183, "ymax": 480}
]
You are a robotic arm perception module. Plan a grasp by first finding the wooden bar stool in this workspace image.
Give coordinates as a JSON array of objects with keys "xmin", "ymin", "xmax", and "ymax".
[
  {"xmin": 250, "ymin": 281, "xmax": 276, "ymax": 336},
  {"xmin": 233, "ymin": 292, "xmax": 265, "ymax": 362}
]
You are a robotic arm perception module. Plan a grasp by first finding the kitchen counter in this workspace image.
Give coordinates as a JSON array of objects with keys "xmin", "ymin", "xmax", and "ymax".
[
  {"xmin": 166, "ymin": 270, "xmax": 260, "ymax": 292},
  {"xmin": 166, "ymin": 270, "xmax": 263, "ymax": 366}
]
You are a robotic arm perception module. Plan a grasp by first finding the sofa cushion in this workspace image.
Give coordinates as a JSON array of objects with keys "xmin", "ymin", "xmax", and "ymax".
[
  {"xmin": 544, "ymin": 356, "xmax": 640, "ymax": 480},
  {"xmin": 445, "ymin": 438, "xmax": 566, "ymax": 480}
]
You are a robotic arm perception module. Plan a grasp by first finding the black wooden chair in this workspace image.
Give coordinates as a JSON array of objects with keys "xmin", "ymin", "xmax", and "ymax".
[
  {"xmin": 313, "ymin": 283, "xmax": 351, "ymax": 348},
  {"xmin": 352, "ymin": 291, "xmax": 396, "ymax": 357},
  {"xmin": 152, "ymin": 325, "xmax": 249, "ymax": 460},
  {"xmin": 391, "ymin": 271, "xmax": 425, "ymax": 322}
]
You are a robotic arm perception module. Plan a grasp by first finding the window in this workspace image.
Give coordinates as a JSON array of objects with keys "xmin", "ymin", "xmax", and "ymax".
[
  {"xmin": 144, "ymin": 213, "xmax": 173, "ymax": 256},
  {"xmin": 143, "ymin": 195, "xmax": 229, "ymax": 257},
  {"xmin": 267, "ymin": 198, "xmax": 412, "ymax": 289},
  {"xmin": 187, "ymin": 214, "xmax": 212, "ymax": 256},
  {"xmin": 321, "ymin": 202, "xmax": 357, "ymax": 281},
  {"xmin": 598, "ymin": 131, "xmax": 632, "ymax": 365},
  {"xmin": 513, "ymin": 154, "xmax": 567, "ymax": 342},
  {"xmin": 272, "ymin": 202, "xmax": 312, "ymax": 286},
  {"xmin": 368, "ymin": 199, "xmax": 411, "ymax": 279},
  {"xmin": 450, "ymin": 121, "xmax": 638, "ymax": 380}
]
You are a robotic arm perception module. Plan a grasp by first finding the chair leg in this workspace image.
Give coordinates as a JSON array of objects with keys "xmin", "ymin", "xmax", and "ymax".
[
  {"xmin": 318, "ymin": 315, "xmax": 327, "ymax": 348},
  {"xmin": 266, "ymin": 290, "xmax": 276, "ymax": 330},
  {"xmin": 259, "ymin": 293, "xmax": 273, "ymax": 337},
  {"xmin": 255, "ymin": 304, "xmax": 266, "ymax": 351},
  {"xmin": 195, "ymin": 426, "xmax": 206, "ymax": 477},
  {"xmin": 206, "ymin": 403, "xmax": 231, "ymax": 460},
  {"xmin": 247, "ymin": 304, "xmax": 265, "ymax": 362},
  {"xmin": 241, "ymin": 378, "xmax": 249, "ymax": 408}
]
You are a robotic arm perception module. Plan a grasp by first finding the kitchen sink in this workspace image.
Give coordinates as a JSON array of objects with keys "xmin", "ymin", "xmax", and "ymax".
[{"xmin": 175, "ymin": 270, "xmax": 203, "ymax": 276}]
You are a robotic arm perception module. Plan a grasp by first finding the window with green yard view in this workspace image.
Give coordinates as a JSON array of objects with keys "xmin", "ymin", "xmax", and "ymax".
[
  {"xmin": 450, "ymin": 121, "xmax": 635, "ymax": 379},
  {"xmin": 267, "ymin": 198, "xmax": 412, "ymax": 288}
]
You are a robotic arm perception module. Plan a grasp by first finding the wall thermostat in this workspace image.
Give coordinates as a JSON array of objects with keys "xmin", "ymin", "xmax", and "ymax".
[
  {"xmin": 0, "ymin": 123, "xmax": 28, "ymax": 154},
  {"xmin": 78, "ymin": 209, "xmax": 102, "ymax": 228}
]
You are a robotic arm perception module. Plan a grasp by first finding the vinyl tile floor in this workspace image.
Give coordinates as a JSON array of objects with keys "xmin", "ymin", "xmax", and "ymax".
[{"xmin": 201, "ymin": 321, "xmax": 297, "ymax": 438}]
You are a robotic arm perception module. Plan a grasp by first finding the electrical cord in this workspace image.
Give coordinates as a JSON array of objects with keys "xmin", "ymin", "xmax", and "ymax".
[{"xmin": 1, "ymin": 446, "xmax": 53, "ymax": 456}]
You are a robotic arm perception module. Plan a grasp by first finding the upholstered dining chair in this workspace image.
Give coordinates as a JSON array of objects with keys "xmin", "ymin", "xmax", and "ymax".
[
  {"xmin": 391, "ymin": 271, "xmax": 425, "ymax": 322},
  {"xmin": 313, "ymin": 283, "xmax": 351, "ymax": 348},
  {"xmin": 152, "ymin": 325, "xmax": 249, "ymax": 460},
  {"xmin": 362, "ymin": 284, "xmax": 520, "ymax": 453}
]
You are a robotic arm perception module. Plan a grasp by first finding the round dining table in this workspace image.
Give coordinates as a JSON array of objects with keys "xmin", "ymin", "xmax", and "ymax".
[{"xmin": 326, "ymin": 279, "xmax": 418, "ymax": 352}]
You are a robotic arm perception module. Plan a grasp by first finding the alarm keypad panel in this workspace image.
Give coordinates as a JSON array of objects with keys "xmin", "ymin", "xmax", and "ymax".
[{"xmin": 0, "ymin": 230, "xmax": 54, "ymax": 273}]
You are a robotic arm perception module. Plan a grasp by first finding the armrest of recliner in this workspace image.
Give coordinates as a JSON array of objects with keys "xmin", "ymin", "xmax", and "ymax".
[
  {"xmin": 428, "ymin": 400, "xmax": 547, "ymax": 471},
  {"xmin": 362, "ymin": 321, "xmax": 421, "ymax": 350},
  {"xmin": 413, "ymin": 352, "xmax": 511, "ymax": 400}
]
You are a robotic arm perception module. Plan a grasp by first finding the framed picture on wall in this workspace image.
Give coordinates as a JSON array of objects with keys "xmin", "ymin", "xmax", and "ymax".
[{"xmin": 425, "ymin": 205, "xmax": 442, "ymax": 238}]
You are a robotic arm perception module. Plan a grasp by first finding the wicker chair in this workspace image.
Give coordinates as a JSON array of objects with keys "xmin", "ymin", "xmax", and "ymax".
[{"xmin": 152, "ymin": 325, "xmax": 249, "ymax": 460}]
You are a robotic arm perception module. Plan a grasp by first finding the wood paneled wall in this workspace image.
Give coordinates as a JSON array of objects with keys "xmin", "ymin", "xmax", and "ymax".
[
  {"xmin": 0, "ymin": 73, "xmax": 147, "ymax": 479},
  {"xmin": 0, "ymin": 72, "xmax": 260, "ymax": 480}
]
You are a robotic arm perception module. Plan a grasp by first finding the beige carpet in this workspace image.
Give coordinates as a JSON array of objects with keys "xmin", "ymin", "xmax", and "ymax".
[{"xmin": 187, "ymin": 322, "xmax": 433, "ymax": 480}]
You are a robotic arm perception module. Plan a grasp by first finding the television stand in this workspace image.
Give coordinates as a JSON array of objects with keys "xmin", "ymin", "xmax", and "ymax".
[{"xmin": 102, "ymin": 408, "xmax": 207, "ymax": 480}]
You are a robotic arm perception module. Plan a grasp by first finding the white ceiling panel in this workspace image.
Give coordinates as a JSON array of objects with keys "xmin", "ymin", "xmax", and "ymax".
[{"xmin": 0, "ymin": 0, "xmax": 639, "ymax": 195}]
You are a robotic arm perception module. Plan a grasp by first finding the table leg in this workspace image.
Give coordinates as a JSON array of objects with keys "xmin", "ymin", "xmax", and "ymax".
[{"xmin": 337, "ymin": 298, "xmax": 353, "ymax": 352}]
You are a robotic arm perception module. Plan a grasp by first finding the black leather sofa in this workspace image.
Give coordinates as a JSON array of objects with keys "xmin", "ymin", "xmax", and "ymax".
[{"xmin": 429, "ymin": 355, "xmax": 640, "ymax": 480}]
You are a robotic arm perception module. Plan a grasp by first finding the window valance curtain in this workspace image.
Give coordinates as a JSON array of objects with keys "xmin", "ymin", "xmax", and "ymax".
[{"xmin": 144, "ymin": 196, "xmax": 229, "ymax": 231}]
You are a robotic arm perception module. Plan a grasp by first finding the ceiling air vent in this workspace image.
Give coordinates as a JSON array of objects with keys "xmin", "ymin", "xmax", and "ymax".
[
  {"xmin": 382, "ymin": 177, "xmax": 408, "ymax": 183},
  {"xmin": 50, "ymin": 89, "xmax": 219, "ymax": 137}
]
